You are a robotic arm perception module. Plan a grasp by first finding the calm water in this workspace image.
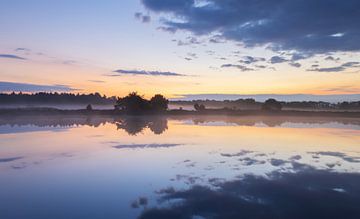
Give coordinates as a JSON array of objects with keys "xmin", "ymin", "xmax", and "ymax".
[{"xmin": 0, "ymin": 115, "xmax": 360, "ymax": 219}]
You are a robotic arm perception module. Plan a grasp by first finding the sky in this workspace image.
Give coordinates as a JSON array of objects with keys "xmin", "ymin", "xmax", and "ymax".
[{"xmin": 0, "ymin": 0, "xmax": 360, "ymax": 101}]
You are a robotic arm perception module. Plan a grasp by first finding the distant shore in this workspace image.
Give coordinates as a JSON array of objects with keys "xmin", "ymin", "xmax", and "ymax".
[{"xmin": 0, "ymin": 108, "xmax": 359, "ymax": 118}]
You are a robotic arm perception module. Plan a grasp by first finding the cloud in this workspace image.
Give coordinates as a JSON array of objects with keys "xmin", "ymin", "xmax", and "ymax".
[
  {"xmin": 112, "ymin": 69, "xmax": 187, "ymax": 76},
  {"xmin": 142, "ymin": 0, "xmax": 360, "ymax": 54},
  {"xmin": 321, "ymin": 85, "xmax": 360, "ymax": 93},
  {"xmin": 308, "ymin": 61, "xmax": 360, "ymax": 72},
  {"xmin": 238, "ymin": 56, "xmax": 265, "ymax": 64},
  {"xmin": 0, "ymin": 54, "xmax": 26, "ymax": 60},
  {"xmin": 289, "ymin": 62, "xmax": 301, "ymax": 68},
  {"xmin": 270, "ymin": 56, "xmax": 288, "ymax": 64},
  {"xmin": 176, "ymin": 36, "xmax": 201, "ymax": 46},
  {"xmin": 171, "ymin": 93, "xmax": 360, "ymax": 102},
  {"xmin": 88, "ymin": 80, "xmax": 105, "ymax": 83},
  {"xmin": 221, "ymin": 64, "xmax": 254, "ymax": 72},
  {"xmin": 134, "ymin": 12, "xmax": 151, "ymax": 23},
  {"xmin": 0, "ymin": 81, "xmax": 76, "ymax": 92}
]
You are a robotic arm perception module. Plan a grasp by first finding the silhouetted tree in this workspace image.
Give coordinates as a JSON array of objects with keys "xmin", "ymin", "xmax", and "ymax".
[
  {"xmin": 262, "ymin": 99, "xmax": 282, "ymax": 111},
  {"xmin": 194, "ymin": 103, "xmax": 206, "ymax": 111},
  {"xmin": 150, "ymin": 94, "xmax": 169, "ymax": 112},
  {"xmin": 86, "ymin": 104, "xmax": 93, "ymax": 111},
  {"xmin": 194, "ymin": 103, "xmax": 200, "ymax": 111},
  {"xmin": 115, "ymin": 92, "xmax": 150, "ymax": 114}
]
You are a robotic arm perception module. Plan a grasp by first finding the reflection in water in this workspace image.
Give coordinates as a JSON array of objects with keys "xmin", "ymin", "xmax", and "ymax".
[
  {"xmin": 0, "ymin": 115, "xmax": 360, "ymax": 219},
  {"xmin": 1, "ymin": 115, "xmax": 360, "ymax": 135},
  {"xmin": 116, "ymin": 116, "xmax": 168, "ymax": 135},
  {"xmin": 139, "ymin": 168, "xmax": 360, "ymax": 219},
  {"xmin": 112, "ymin": 143, "xmax": 182, "ymax": 149},
  {"xmin": 0, "ymin": 156, "xmax": 23, "ymax": 163}
]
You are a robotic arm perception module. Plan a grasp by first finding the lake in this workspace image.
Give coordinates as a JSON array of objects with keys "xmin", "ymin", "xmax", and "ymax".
[{"xmin": 1, "ymin": 115, "xmax": 360, "ymax": 219}]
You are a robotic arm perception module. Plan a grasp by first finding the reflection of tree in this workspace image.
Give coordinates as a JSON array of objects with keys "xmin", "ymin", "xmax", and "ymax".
[
  {"xmin": 115, "ymin": 116, "xmax": 168, "ymax": 135},
  {"xmin": 148, "ymin": 118, "xmax": 168, "ymax": 134}
]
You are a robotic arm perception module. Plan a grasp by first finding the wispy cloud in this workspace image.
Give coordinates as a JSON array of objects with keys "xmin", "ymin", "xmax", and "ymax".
[
  {"xmin": 112, "ymin": 69, "xmax": 187, "ymax": 76},
  {"xmin": 308, "ymin": 61, "xmax": 360, "ymax": 72},
  {"xmin": 134, "ymin": 12, "xmax": 151, "ymax": 23},
  {"xmin": 88, "ymin": 80, "xmax": 106, "ymax": 83},
  {"xmin": 221, "ymin": 64, "xmax": 254, "ymax": 72},
  {"xmin": 0, "ymin": 81, "xmax": 76, "ymax": 92},
  {"xmin": 0, "ymin": 54, "xmax": 26, "ymax": 60}
]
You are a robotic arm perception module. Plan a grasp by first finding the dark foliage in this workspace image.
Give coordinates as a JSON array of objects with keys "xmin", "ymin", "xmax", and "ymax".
[
  {"xmin": 0, "ymin": 92, "xmax": 116, "ymax": 105},
  {"xmin": 262, "ymin": 99, "xmax": 283, "ymax": 111},
  {"xmin": 194, "ymin": 103, "xmax": 205, "ymax": 111},
  {"xmin": 115, "ymin": 92, "xmax": 169, "ymax": 114}
]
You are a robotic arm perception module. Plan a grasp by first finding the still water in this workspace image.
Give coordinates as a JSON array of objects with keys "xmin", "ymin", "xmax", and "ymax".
[{"xmin": 0, "ymin": 115, "xmax": 360, "ymax": 219}]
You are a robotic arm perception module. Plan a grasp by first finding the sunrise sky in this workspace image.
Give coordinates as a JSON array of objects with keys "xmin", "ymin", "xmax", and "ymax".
[{"xmin": 1, "ymin": 0, "xmax": 360, "ymax": 101}]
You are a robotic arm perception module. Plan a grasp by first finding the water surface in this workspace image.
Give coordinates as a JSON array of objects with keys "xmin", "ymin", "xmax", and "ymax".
[{"xmin": 0, "ymin": 115, "xmax": 360, "ymax": 219}]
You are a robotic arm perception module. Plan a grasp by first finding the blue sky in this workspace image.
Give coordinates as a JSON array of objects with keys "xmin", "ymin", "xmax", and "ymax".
[{"xmin": 0, "ymin": 0, "xmax": 360, "ymax": 101}]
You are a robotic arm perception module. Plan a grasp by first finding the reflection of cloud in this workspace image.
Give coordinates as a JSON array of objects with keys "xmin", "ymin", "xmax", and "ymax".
[
  {"xmin": 221, "ymin": 150, "xmax": 254, "ymax": 157},
  {"xmin": 0, "ymin": 156, "xmax": 23, "ymax": 163},
  {"xmin": 239, "ymin": 157, "xmax": 265, "ymax": 166},
  {"xmin": 309, "ymin": 151, "xmax": 360, "ymax": 163},
  {"xmin": 269, "ymin": 158, "xmax": 288, "ymax": 166},
  {"xmin": 112, "ymin": 143, "xmax": 182, "ymax": 149},
  {"xmin": 112, "ymin": 69, "xmax": 187, "ymax": 77},
  {"xmin": 139, "ymin": 169, "xmax": 360, "ymax": 219},
  {"xmin": 0, "ymin": 54, "xmax": 26, "ymax": 60}
]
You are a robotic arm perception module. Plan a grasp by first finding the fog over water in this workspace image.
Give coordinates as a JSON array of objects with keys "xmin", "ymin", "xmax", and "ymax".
[{"xmin": 0, "ymin": 115, "xmax": 359, "ymax": 219}]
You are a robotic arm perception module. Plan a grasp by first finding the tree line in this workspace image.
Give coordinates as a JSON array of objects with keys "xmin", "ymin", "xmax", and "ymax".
[{"xmin": 0, "ymin": 92, "xmax": 117, "ymax": 104}]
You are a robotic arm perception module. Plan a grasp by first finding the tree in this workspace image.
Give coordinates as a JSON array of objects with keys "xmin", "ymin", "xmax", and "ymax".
[
  {"xmin": 150, "ymin": 94, "xmax": 169, "ymax": 112},
  {"xmin": 194, "ymin": 103, "xmax": 200, "ymax": 111},
  {"xmin": 262, "ymin": 99, "xmax": 282, "ymax": 111},
  {"xmin": 194, "ymin": 103, "xmax": 206, "ymax": 111},
  {"xmin": 86, "ymin": 104, "xmax": 93, "ymax": 111},
  {"xmin": 115, "ymin": 92, "xmax": 150, "ymax": 114}
]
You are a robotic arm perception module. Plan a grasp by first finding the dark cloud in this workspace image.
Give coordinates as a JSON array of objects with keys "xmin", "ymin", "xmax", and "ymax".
[
  {"xmin": 289, "ymin": 62, "xmax": 301, "ymax": 68},
  {"xmin": 308, "ymin": 61, "xmax": 360, "ymax": 72},
  {"xmin": 0, "ymin": 81, "xmax": 76, "ymax": 92},
  {"xmin": 270, "ymin": 56, "xmax": 288, "ymax": 64},
  {"xmin": 0, "ymin": 156, "xmax": 23, "ymax": 163},
  {"xmin": 135, "ymin": 12, "xmax": 151, "ymax": 23},
  {"xmin": 112, "ymin": 69, "xmax": 187, "ymax": 76},
  {"xmin": 0, "ymin": 54, "xmax": 26, "ymax": 60},
  {"xmin": 176, "ymin": 36, "xmax": 201, "ymax": 46},
  {"xmin": 142, "ymin": 0, "xmax": 360, "ymax": 54},
  {"xmin": 209, "ymin": 35, "xmax": 225, "ymax": 44},
  {"xmin": 221, "ymin": 64, "xmax": 254, "ymax": 72},
  {"xmin": 239, "ymin": 56, "xmax": 265, "ymax": 64}
]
